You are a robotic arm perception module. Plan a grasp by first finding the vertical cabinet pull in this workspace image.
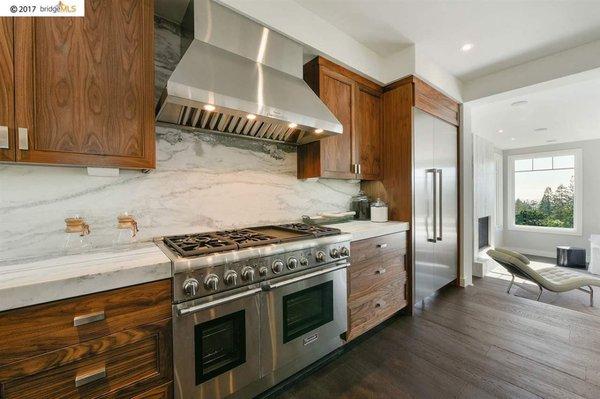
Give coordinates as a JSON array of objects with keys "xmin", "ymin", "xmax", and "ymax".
[
  {"xmin": 437, "ymin": 168, "xmax": 443, "ymax": 241},
  {"xmin": 0, "ymin": 126, "xmax": 8, "ymax": 149},
  {"xmin": 427, "ymin": 169, "xmax": 437, "ymax": 243},
  {"xmin": 75, "ymin": 366, "xmax": 106, "ymax": 387},
  {"xmin": 18, "ymin": 127, "xmax": 28, "ymax": 150},
  {"xmin": 357, "ymin": 164, "xmax": 362, "ymax": 175}
]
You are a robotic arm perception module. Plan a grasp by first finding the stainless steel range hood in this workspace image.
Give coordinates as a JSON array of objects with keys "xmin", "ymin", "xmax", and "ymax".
[{"xmin": 155, "ymin": 0, "xmax": 342, "ymax": 145}]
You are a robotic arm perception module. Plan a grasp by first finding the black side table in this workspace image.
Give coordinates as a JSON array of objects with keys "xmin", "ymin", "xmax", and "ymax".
[{"xmin": 557, "ymin": 246, "xmax": 587, "ymax": 269}]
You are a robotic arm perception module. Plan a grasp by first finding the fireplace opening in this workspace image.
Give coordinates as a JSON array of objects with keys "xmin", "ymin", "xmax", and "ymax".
[{"xmin": 478, "ymin": 216, "xmax": 490, "ymax": 250}]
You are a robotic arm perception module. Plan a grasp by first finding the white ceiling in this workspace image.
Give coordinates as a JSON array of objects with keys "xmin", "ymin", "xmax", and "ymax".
[
  {"xmin": 293, "ymin": 0, "xmax": 600, "ymax": 81},
  {"xmin": 471, "ymin": 77, "xmax": 600, "ymax": 149}
]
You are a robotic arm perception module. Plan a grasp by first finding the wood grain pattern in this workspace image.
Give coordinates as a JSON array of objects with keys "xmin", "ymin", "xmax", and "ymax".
[
  {"xmin": 355, "ymin": 84, "xmax": 382, "ymax": 180},
  {"xmin": 13, "ymin": 0, "xmax": 155, "ymax": 169},
  {"xmin": 362, "ymin": 81, "xmax": 415, "ymax": 313},
  {"xmin": 0, "ymin": 17, "xmax": 15, "ymax": 162},
  {"xmin": 0, "ymin": 318, "xmax": 172, "ymax": 399},
  {"xmin": 0, "ymin": 279, "xmax": 171, "ymax": 367},
  {"xmin": 132, "ymin": 382, "xmax": 172, "ymax": 399},
  {"xmin": 414, "ymin": 77, "xmax": 459, "ymax": 126},
  {"xmin": 347, "ymin": 279, "xmax": 406, "ymax": 341},
  {"xmin": 298, "ymin": 57, "xmax": 383, "ymax": 180},
  {"xmin": 346, "ymin": 233, "xmax": 407, "ymax": 341}
]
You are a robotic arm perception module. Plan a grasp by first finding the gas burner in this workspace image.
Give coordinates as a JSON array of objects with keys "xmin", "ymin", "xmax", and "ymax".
[
  {"xmin": 164, "ymin": 233, "xmax": 238, "ymax": 257},
  {"xmin": 278, "ymin": 223, "xmax": 341, "ymax": 237},
  {"xmin": 218, "ymin": 229, "xmax": 281, "ymax": 248}
]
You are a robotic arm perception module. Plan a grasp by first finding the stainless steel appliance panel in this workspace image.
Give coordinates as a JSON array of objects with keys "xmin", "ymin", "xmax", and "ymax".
[
  {"xmin": 259, "ymin": 264, "xmax": 347, "ymax": 377},
  {"xmin": 413, "ymin": 108, "xmax": 435, "ymax": 303},
  {"xmin": 173, "ymin": 286, "xmax": 261, "ymax": 399},
  {"xmin": 433, "ymin": 117, "xmax": 458, "ymax": 291}
]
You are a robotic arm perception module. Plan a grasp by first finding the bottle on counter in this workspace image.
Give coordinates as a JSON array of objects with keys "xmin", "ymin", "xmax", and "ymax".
[
  {"xmin": 370, "ymin": 198, "xmax": 388, "ymax": 223},
  {"xmin": 350, "ymin": 190, "xmax": 371, "ymax": 220}
]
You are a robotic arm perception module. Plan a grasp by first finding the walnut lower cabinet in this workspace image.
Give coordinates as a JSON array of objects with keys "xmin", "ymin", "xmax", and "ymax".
[
  {"xmin": 0, "ymin": 280, "xmax": 173, "ymax": 399},
  {"xmin": 346, "ymin": 232, "xmax": 407, "ymax": 341}
]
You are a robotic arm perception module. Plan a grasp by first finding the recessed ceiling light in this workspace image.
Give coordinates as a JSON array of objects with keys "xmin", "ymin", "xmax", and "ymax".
[
  {"xmin": 288, "ymin": 123, "xmax": 298, "ymax": 128},
  {"xmin": 534, "ymin": 127, "xmax": 548, "ymax": 132},
  {"xmin": 510, "ymin": 137, "xmax": 516, "ymax": 141},
  {"xmin": 511, "ymin": 100, "xmax": 529, "ymax": 107},
  {"xmin": 203, "ymin": 104, "xmax": 216, "ymax": 112},
  {"xmin": 460, "ymin": 43, "xmax": 474, "ymax": 52},
  {"xmin": 498, "ymin": 129, "xmax": 504, "ymax": 133},
  {"xmin": 314, "ymin": 128, "xmax": 324, "ymax": 134},
  {"xmin": 246, "ymin": 114, "xmax": 257, "ymax": 120}
]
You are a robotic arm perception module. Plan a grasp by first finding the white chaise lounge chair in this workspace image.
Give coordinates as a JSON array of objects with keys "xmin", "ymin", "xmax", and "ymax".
[{"xmin": 487, "ymin": 248, "xmax": 600, "ymax": 306}]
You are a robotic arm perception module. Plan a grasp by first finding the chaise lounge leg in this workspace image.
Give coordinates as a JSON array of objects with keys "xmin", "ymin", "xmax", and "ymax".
[
  {"xmin": 590, "ymin": 286, "xmax": 594, "ymax": 307},
  {"xmin": 536, "ymin": 285, "xmax": 543, "ymax": 301},
  {"xmin": 507, "ymin": 275, "xmax": 515, "ymax": 294}
]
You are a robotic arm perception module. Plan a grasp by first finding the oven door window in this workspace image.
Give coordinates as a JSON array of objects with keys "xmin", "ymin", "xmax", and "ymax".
[
  {"xmin": 282, "ymin": 281, "xmax": 333, "ymax": 343},
  {"xmin": 195, "ymin": 310, "xmax": 246, "ymax": 385}
]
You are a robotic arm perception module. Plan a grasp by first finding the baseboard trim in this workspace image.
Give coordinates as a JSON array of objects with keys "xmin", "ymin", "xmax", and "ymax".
[{"xmin": 503, "ymin": 246, "xmax": 556, "ymax": 259}]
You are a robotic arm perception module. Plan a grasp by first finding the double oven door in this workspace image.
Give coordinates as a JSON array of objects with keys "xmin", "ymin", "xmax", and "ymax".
[{"xmin": 173, "ymin": 263, "xmax": 348, "ymax": 399}]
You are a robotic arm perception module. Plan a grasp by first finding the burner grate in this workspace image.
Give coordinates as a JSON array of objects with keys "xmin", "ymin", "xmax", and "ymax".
[
  {"xmin": 164, "ymin": 233, "xmax": 239, "ymax": 257},
  {"xmin": 277, "ymin": 223, "xmax": 341, "ymax": 237}
]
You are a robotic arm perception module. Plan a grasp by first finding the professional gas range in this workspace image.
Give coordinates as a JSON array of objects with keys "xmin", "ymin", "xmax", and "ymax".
[{"xmin": 156, "ymin": 223, "xmax": 351, "ymax": 399}]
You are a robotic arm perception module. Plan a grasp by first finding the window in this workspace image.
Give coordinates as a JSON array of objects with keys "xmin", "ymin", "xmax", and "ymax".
[{"xmin": 508, "ymin": 149, "xmax": 582, "ymax": 235}]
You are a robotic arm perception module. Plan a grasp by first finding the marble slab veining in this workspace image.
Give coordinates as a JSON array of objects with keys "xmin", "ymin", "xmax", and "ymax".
[
  {"xmin": 0, "ymin": 243, "xmax": 172, "ymax": 312},
  {"xmin": 326, "ymin": 221, "xmax": 410, "ymax": 242}
]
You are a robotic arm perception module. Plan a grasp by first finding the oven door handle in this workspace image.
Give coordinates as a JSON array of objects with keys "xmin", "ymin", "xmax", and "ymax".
[
  {"xmin": 264, "ymin": 262, "xmax": 349, "ymax": 290},
  {"xmin": 177, "ymin": 287, "xmax": 262, "ymax": 317}
]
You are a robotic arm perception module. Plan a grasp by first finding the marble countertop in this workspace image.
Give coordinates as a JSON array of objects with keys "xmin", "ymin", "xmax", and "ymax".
[
  {"xmin": 0, "ymin": 243, "xmax": 172, "ymax": 312},
  {"xmin": 325, "ymin": 220, "xmax": 410, "ymax": 241}
]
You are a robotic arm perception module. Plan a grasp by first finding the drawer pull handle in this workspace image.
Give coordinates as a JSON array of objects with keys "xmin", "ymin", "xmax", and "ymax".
[
  {"xmin": 75, "ymin": 366, "xmax": 106, "ymax": 387},
  {"xmin": 375, "ymin": 301, "xmax": 385, "ymax": 308},
  {"xmin": 73, "ymin": 311, "xmax": 105, "ymax": 327},
  {"xmin": 377, "ymin": 243, "xmax": 388, "ymax": 248},
  {"xmin": 375, "ymin": 268, "xmax": 386, "ymax": 275}
]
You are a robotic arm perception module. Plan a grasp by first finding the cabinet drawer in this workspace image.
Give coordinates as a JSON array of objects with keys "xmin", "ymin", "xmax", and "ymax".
[
  {"xmin": 349, "ymin": 260, "xmax": 406, "ymax": 303},
  {"xmin": 351, "ymin": 232, "xmax": 406, "ymax": 264},
  {"xmin": 0, "ymin": 280, "xmax": 171, "ymax": 367},
  {"xmin": 347, "ymin": 280, "xmax": 407, "ymax": 341},
  {"xmin": 0, "ymin": 319, "xmax": 172, "ymax": 399}
]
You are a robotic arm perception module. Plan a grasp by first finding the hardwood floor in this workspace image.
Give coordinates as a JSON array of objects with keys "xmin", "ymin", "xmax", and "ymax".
[{"xmin": 273, "ymin": 279, "xmax": 600, "ymax": 399}]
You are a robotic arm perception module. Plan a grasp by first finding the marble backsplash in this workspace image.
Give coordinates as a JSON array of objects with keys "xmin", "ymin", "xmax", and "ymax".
[
  {"xmin": 0, "ymin": 16, "xmax": 359, "ymax": 264},
  {"xmin": 0, "ymin": 126, "xmax": 359, "ymax": 264}
]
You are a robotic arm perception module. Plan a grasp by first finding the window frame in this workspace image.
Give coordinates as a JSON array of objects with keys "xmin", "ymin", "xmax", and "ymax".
[{"xmin": 507, "ymin": 148, "xmax": 582, "ymax": 236}]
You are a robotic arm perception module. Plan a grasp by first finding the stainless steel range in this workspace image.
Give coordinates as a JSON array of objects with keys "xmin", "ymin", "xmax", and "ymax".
[{"xmin": 155, "ymin": 223, "xmax": 350, "ymax": 399}]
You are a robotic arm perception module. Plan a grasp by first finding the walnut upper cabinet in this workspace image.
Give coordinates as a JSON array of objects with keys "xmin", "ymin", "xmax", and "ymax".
[
  {"xmin": 298, "ymin": 57, "xmax": 382, "ymax": 180},
  {"xmin": 0, "ymin": 18, "xmax": 14, "ymax": 162},
  {"xmin": 0, "ymin": 0, "xmax": 155, "ymax": 169}
]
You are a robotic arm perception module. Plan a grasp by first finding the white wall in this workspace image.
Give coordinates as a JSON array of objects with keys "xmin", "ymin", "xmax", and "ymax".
[
  {"xmin": 502, "ymin": 139, "xmax": 600, "ymax": 259},
  {"xmin": 459, "ymin": 105, "xmax": 474, "ymax": 286}
]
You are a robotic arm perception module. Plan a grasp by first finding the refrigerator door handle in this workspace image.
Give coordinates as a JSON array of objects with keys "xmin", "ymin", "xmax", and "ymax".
[
  {"xmin": 427, "ymin": 168, "xmax": 437, "ymax": 243},
  {"xmin": 437, "ymin": 168, "xmax": 443, "ymax": 241}
]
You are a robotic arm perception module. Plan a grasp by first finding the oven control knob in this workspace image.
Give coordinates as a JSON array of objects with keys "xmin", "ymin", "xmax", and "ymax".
[
  {"xmin": 330, "ymin": 248, "xmax": 340, "ymax": 258},
  {"xmin": 241, "ymin": 266, "xmax": 256, "ymax": 282},
  {"xmin": 340, "ymin": 246, "xmax": 350, "ymax": 257},
  {"xmin": 183, "ymin": 278, "xmax": 200, "ymax": 296},
  {"xmin": 300, "ymin": 257, "xmax": 309, "ymax": 267},
  {"xmin": 272, "ymin": 260, "xmax": 284, "ymax": 274},
  {"xmin": 224, "ymin": 270, "xmax": 238, "ymax": 286},
  {"xmin": 287, "ymin": 257, "xmax": 298, "ymax": 270},
  {"xmin": 316, "ymin": 251, "xmax": 326, "ymax": 262},
  {"xmin": 259, "ymin": 266, "xmax": 268, "ymax": 277},
  {"xmin": 204, "ymin": 274, "xmax": 219, "ymax": 291}
]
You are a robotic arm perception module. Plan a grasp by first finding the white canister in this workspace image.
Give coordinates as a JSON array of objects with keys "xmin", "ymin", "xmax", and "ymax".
[{"xmin": 370, "ymin": 198, "xmax": 388, "ymax": 223}]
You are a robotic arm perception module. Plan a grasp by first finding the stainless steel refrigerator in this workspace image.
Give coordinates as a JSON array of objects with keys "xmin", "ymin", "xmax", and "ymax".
[{"xmin": 413, "ymin": 108, "xmax": 458, "ymax": 303}]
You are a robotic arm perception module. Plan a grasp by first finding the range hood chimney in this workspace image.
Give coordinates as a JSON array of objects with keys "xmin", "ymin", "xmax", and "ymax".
[{"xmin": 155, "ymin": 0, "xmax": 343, "ymax": 144}]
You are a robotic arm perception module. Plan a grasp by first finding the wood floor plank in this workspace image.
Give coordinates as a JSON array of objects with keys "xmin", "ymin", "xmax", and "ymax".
[{"xmin": 272, "ymin": 276, "xmax": 600, "ymax": 399}]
